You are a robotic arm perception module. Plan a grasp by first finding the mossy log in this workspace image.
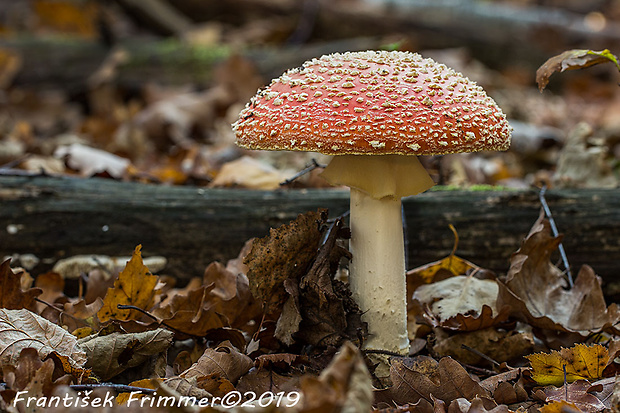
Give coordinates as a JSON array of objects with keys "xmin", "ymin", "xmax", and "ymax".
[{"xmin": 1, "ymin": 176, "xmax": 619, "ymax": 291}]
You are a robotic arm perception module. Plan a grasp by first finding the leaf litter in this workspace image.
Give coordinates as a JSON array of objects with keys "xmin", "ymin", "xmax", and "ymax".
[{"xmin": 2, "ymin": 208, "xmax": 620, "ymax": 412}]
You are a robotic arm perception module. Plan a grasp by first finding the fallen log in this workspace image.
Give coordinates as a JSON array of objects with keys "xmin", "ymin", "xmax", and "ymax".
[{"xmin": 1, "ymin": 176, "xmax": 619, "ymax": 293}]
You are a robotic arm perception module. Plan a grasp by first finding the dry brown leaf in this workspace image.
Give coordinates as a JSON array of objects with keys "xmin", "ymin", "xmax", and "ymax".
[
  {"xmin": 433, "ymin": 327, "xmax": 534, "ymax": 366},
  {"xmin": 0, "ymin": 259, "xmax": 42, "ymax": 310},
  {"xmin": 210, "ymin": 156, "xmax": 288, "ymax": 190},
  {"xmin": 152, "ymin": 283, "xmax": 226, "ymax": 337},
  {"xmin": 244, "ymin": 210, "xmax": 325, "ymax": 314},
  {"xmin": 2, "ymin": 348, "xmax": 74, "ymax": 406},
  {"xmin": 0, "ymin": 308, "xmax": 87, "ymax": 368},
  {"xmin": 78, "ymin": 328, "xmax": 173, "ymax": 381},
  {"xmin": 160, "ymin": 376, "xmax": 212, "ymax": 400},
  {"xmin": 498, "ymin": 213, "xmax": 620, "ymax": 335},
  {"xmin": 376, "ymin": 356, "xmax": 489, "ymax": 406},
  {"xmin": 544, "ymin": 380, "xmax": 607, "ymax": 413},
  {"xmin": 300, "ymin": 341, "xmax": 372, "ymax": 413},
  {"xmin": 294, "ymin": 218, "xmax": 360, "ymax": 348},
  {"xmin": 34, "ymin": 271, "xmax": 66, "ymax": 312},
  {"xmin": 97, "ymin": 245, "xmax": 160, "ymax": 323},
  {"xmin": 237, "ymin": 368, "xmax": 303, "ymax": 396},
  {"xmin": 536, "ymin": 49, "xmax": 620, "ymax": 91},
  {"xmin": 181, "ymin": 341, "xmax": 253, "ymax": 385}
]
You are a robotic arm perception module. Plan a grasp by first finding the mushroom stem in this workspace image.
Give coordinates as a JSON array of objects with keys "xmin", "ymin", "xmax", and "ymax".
[{"xmin": 349, "ymin": 187, "xmax": 409, "ymax": 355}]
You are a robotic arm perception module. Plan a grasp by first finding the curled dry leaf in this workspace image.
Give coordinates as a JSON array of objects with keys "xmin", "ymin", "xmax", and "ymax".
[
  {"xmin": 300, "ymin": 341, "xmax": 372, "ymax": 413},
  {"xmin": 498, "ymin": 213, "xmax": 620, "ymax": 335},
  {"xmin": 0, "ymin": 259, "xmax": 42, "ymax": 311},
  {"xmin": 97, "ymin": 245, "xmax": 160, "ymax": 323},
  {"xmin": 78, "ymin": 328, "xmax": 174, "ymax": 381},
  {"xmin": 526, "ymin": 344, "xmax": 608, "ymax": 386},
  {"xmin": 536, "ymin": 49, "xmax": 620, "ymax": 91},
  {"xmin": 0, "ymin": 308, "xmax": 87, "ymax": 368},
  {"xmin": 412, "ymin": 275, "xmax": 510, "ymax": 331},
  {"xmin": 181, "ymin": 341, "xmax": 253, "ymax": 385}
]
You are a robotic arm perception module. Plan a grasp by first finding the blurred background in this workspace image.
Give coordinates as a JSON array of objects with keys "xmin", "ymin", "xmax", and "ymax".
[{"xmin": 2, "ymin": 0, "xmax": 620, "ymax": 190}]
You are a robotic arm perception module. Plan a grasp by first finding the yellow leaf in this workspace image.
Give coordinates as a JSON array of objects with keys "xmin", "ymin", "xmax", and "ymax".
[
  {"xmin": 97, "ymin": 245, "xmax": 159, "ymax": 323},
  {"xmin": 407, "ymin": 225, "xmax": 479, "ymax": 285},
  {"xmin": 526, "ymin": 344, "xmax": 608, "ymax": 386},
  {"xmin": 539, "ymin": 400, "xmax": 582, "ymax": 413}
]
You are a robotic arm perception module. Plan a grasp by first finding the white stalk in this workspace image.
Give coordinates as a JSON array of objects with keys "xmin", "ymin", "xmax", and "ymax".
[{"xmin": 349, "ymin": 187, "xmax": 409, "ymax": 356}]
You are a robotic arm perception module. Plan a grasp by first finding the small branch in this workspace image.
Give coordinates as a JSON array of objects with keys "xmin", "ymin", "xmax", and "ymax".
[
  {"xmin": 279, "ymin": 158, "xmax": 326, "ymax": 186},
  {"xmin": 461, "ymin": 344, "xmax": 500, "ymax": 367},
  {"xmin": 70, "ymin": 383, "xmax": 156, "ymax": 394},
  {"xmin": 539, "ymin": 185, "xmax": 573, "ymax": 287}
]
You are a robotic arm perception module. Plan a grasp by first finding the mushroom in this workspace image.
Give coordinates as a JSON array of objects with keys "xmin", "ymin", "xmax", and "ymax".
[{"xmin": 232, "ymin": 51, "xmax": 511, "ymax": 374}]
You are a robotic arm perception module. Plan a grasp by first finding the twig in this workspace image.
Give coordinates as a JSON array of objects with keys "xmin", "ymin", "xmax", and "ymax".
[
  {"xmin": 279, "ymin": 158, "xmax": 326, "ymax": 186},
  {"xmin": 461, "ymin": 344, "xmax": 500, "ymax": 367},
  {"xmin": 70, "ymin": 383, "xmax": 156, "ymax": 394},
  {"xmin": 539, "ymin": 185, "xmax": 573, "ymax": 287},
  {"xmin": 363, "ymin": 349, "xmax": 407, "ymax": 358}
]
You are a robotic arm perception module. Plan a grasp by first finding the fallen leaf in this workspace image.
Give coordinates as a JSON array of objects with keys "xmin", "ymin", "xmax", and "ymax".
[
  {"xmin": 294, "ymin": 218, "xmax": 362, "ymax": 348},
  {"xmin": 412, "ymin": 275, "xmax": 510, "ymax": 331},
  {"xmin": 181, "ymin": 341, "xmax": 253, "ymax": 385},
  {"xmin": 300, "ymin": 341, "xmax": 372, "ymax": 413},
  {"xmin": 152, "ymin": 282, "xmax": 226, "ymax": 337},
  {"xmin": 377, "ymin": 356, "xmax": 489, "ymax": 406},
  {"xmin": 0, "ymin": 259, "xmax": 42, "ymax": 310},
  {"xmin": 78, "ymin": 328, "xmax": 173, "ymax": 380},
  {"xmin": 2, "ymin": 348, "xmax": 73, "ymax": 405},
  {"xmin": 209, "ymin": 156, "xmax": 288, "ymax": 190},
  {"xmin": 526, "ymin": 344, "xmax": 608, "ymax": 386},
  {"xmin": 0, "ymin": 308, "xmax": 87, "ymax": 368},
  {"xmin": 97, "ymin": 245, "xmax": 160, "ymax": 323},
  {"xmin": 544, "ymin": 380, "xmax": 607, "ymax": 413},
  {"xmin": 433, "ymin": 327, "xmax": 534, "ymax": 366},
  {"xmin": 536, "ymin": 49, "xmax": 620, "ymax": 91},
  {"xmin": 498, "ymin": 213, "xmax": 620, "ymax": 335},
  {"xmin": 54, "ymin": 143, "xmax": 131, "ymax": 178},
  {"xmin": 244, "ymin": 210, "xmax": 326, "ymax": 314},
  {"xmin": 539, "ymin": 400, "xmax": 582, "ymax": 413}
]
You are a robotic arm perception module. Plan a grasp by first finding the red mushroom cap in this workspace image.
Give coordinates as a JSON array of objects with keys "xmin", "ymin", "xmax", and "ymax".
[{"xmin": 233, "ymin": 50, "xmax": 511, "ymax": 155}]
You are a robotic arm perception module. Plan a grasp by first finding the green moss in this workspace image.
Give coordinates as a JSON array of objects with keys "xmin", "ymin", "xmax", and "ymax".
[{"xmin": 430, "ymin": 184, "xmax": 518, "ymax": 192}]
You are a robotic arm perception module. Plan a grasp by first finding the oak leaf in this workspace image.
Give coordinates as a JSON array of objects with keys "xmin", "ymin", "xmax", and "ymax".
[
  {"xmin": 526, "ymin": 344, "xmax": 608, "ymax": 386},
  {"xmin": 97, "ymin": 245, "xmax": 159, "ymax": 323},
  {"xmin": 0, "ymin": 308, "xmax": 87, "ymax": 368},
  {"xmin": 0, "ymin": 259, "xmax": 42, "ymax": 310}
]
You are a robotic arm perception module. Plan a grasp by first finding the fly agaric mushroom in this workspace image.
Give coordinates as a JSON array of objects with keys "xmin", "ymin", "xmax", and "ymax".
[{"xmin": 232, "ymin": 50, "xmax": 511, "ymax": 373}]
